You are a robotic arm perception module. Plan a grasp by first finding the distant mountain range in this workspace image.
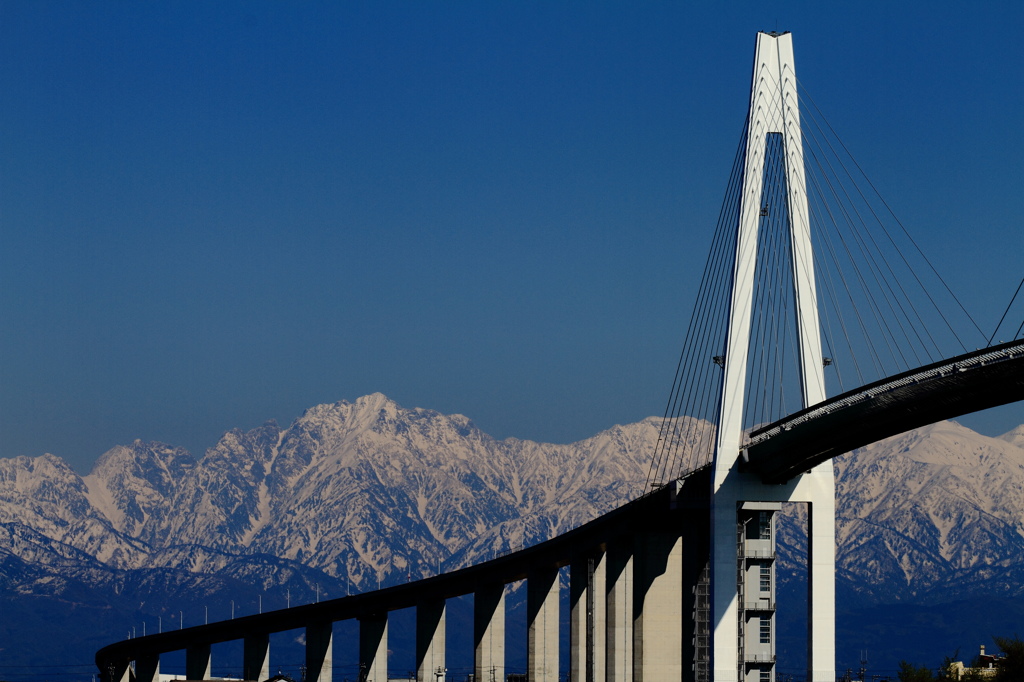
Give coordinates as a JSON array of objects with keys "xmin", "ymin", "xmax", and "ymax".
[{"xmin": 1, "ymin": 393, "xmax": 1022, "ymax": 676}]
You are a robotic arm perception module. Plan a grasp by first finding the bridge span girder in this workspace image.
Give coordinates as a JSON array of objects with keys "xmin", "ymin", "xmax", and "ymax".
[{"xmin": 745, "ymin": 338, "xmax": 1024, "ymax": 483}]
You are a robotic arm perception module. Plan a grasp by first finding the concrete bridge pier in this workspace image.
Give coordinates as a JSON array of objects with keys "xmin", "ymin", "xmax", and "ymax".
[
  {"xmin": 243, "ymin": 632, "xmax": 271, "ymax": 682},
  {"xmin": 306, "ymin": 621, "xmax": 333, "ymax": 682},
  {"xmin": 359, "ymin": 613, "xmax": 387, "ymax": 682},
  {"xmin": 633, "ymin": 526, "xmax": 683, "ymax": 682},
  {"xmin": 105, "ymin": 659, "xmax": 131, "ymax": 682},
  {"xmin": 415, "ymin": 598, "xmax": 446, "ymax": 682},
  {"xmin": 474, "ymin": 582, "xmax": 506, "ymax": 682},
  {"xmin": 606, "ymin": 544, "xmax": 634, "ymax": 682},
  {"xmin": 569, "ymin": 551, "xmax": 606, "ymax": 682},
  {"xmin": 527, "ymin": 567, "xmax": 560, "ymax": 682},
  {"xmin": 186, "ymin": 642, "xmax": 212, "ymax": 681},
  {"xmin": 134, "ymin": 655, "xmax": 159, "ymax": 682}
]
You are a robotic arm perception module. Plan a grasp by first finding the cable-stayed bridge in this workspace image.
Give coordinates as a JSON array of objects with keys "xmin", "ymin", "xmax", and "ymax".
[{"xmin": 96, "ymin": 31, "xmax": 1024, "ymax": 682}]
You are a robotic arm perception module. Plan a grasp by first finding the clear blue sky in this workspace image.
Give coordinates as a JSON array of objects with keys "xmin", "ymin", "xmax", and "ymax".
[{"xmin": 1, "ymin": 2, "xmax": 1021, "ymax": 473}]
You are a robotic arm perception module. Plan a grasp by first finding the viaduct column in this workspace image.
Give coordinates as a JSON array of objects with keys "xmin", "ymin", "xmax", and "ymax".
[
  {"xmin": 474, "ymin": 582, "xmax": 506, "ymax": 682},
  {"xmin": 527, "ymin": 568, "xmax": 560, "ymax": 682},
  {"xmin": 359, "ymin": 613, "xmax": 388, "ymax": 682},
  {"xmin": 186, "ymin": 643, "xmax": 212, "ymax": 681},
  {"xmin": 306, "ymin": 621, "xmax": 333, "ymax": 682},
  {"xmin": 244, "ymin": 632, "xmax": 271, "ymax": 682},
  {"xmin": 570, "ymin": 551, "xmax": 606, "ymax": 682},
  {"xmin": 135, "ymin": 655, "xmax": 159, "ymax": 682},
  {"xmin": 605, "ymin": 544, "xmax": 633, "ymax": 682},
  {"xmin": 633, "ymin": 526, "xmax": 683, "ymax": 681},
  {"xmin": 416, "ymin": 599, "xmax": 446, "ymax": 682}
]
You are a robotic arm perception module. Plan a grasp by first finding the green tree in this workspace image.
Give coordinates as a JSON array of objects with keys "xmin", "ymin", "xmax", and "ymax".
[
  {"xmin": 993, "ymin": 634, "xmax": 1024, "ymax": 681},
  {"xmin": 897, "ymin": 661, "xmax": 934, "ymax": 682}
]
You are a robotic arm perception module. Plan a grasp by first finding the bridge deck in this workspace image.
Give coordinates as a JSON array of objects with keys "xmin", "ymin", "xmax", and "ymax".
[
  {"xmin": 95, "ymin": 471, "xmax": 711, "ymax": 669},
  {"xmin": 744, "ymin": 338, "xmax": 1024, "ymax": 483}
]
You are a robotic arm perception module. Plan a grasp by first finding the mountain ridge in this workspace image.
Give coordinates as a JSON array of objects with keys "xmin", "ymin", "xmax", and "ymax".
[{"xmin": 0, "ymin": 394, "xmax": 1022, "ymax": 671}]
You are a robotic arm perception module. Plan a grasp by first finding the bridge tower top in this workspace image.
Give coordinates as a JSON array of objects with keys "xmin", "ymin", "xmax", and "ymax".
[{"xmin": 714, "ymin": 30, "xmax": 826, "ymax": 486}]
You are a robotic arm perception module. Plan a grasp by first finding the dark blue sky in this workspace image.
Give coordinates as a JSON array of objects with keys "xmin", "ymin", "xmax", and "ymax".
[{"xmin": 1, "ymin": 2, "xmax": 1021, "ymax": 473}]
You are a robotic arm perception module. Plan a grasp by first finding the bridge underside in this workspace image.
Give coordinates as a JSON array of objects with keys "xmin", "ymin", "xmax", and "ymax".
[{"xmin": 745, "ymin": 339, "xmax": 1024, "ymax": 483}]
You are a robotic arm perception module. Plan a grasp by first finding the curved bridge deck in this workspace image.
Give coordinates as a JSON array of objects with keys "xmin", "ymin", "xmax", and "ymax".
[
  {"xmin": 744, "ymin": 338, "xmax": 1024, "ymax": 483},
  {"xmin": 96, "ymin": 471, "xmax": 712, "ymax": 677},
  {"xmin": 94, "ymin": 340, "xmax": 1024, "ymax": 680}
]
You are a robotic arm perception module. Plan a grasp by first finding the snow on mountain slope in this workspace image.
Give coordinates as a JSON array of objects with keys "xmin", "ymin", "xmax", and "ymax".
[
  {"xmin": 230, "ymin": 395, "xmax": 665, "ymax": 585},
  {"xmin": 832, "ymin": 420, "xmax": 1024, "ymax": 603},
  {"xmin": 0, "ymin": 454, "xmax": 94, "ymax": 533},
  {"xmin": 0, "ymin": 453, "xmax": 149, "ymax": 569},
  {"xmin": 163, "ymin": 421, "xmax": 280, "ymax": 549},
  {"xmin": 0, "ymin": 393, "xmax": 1022, "ymax": 609},
  {"xmin": 84, "ymin": 441, "xmax": 196, "ymax": 543},
  {"xmin": 998, "ymin": 424, "xmax": 1024, "ymax": 449},
  {"xmin": 0, "ymin": 394, "xmax": 668, "ymax": 591}
]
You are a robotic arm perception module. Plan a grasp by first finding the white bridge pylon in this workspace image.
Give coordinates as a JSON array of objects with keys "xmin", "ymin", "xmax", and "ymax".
[{"xmin": 710, "ymin": 32, "xmax": 835, "ymax": 682}]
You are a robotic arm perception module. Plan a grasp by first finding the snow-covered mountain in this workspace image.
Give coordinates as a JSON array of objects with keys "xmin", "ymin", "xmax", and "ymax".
[
  {"xmin": 833, "ymin": 419, "xmax": 1024, "ymax": 605},
  {"xmin": 0, "ymin": 394, "xmax": 671, "ymax": 594},
  {"xmin": 1, "ymin": 392, "xmax": 1022, "ymax": 671}
]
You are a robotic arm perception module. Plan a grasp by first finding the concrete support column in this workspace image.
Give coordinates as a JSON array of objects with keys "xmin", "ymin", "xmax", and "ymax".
[
  {"xmin": 474, "ymin": 582, "xmax": 506, "ymax": 682},
  {"xmin": 633, "ymin": 528, "xmax": 683, "ymax": 682},
  {"xmin": 135, "ymin": 655, "xmax": 160, "ymax": 682},
  {"xmin": 527, "ymin": 567, "xmax": 559, "ymax": 682},
  {"xmin": 807, "ymin": 494, "xmax": 836, "ymax": 682},
  {"xmin": 306, "ymin": 621, "xmax": 334, "ymax": 682},
  {"xmin": 606, "ymin": 545, "xmax": 633, "ymax": 682},
  {"xmin": 359, "ymin": 613, "xmax": 388, "ymax": 682},
  {"xmin": 186, "ymin": 643, "xmax": 212, "ymax": 681},
  {"xmin": 104, "ymin": 660, "xmax": 131, "ymax": 682},
  {"xmin": 570, "ymin": 552, "xmax": 606, "ymax": 682},
  {"xmin": 711, "ymin": 492, "xmax": 741, "ymax": 682},
  {"xmin": 244, "ymin": 632, "xmax": 271, "ymax": 682},
  {"xmin": 416, "ymin": 599, "xmax": 446, "ymax": 682}
]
